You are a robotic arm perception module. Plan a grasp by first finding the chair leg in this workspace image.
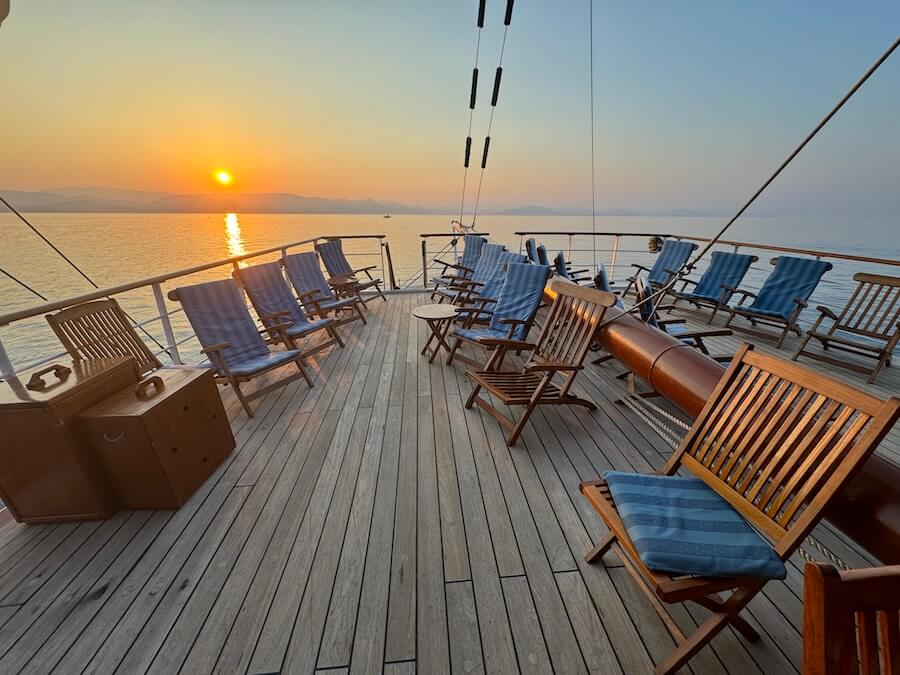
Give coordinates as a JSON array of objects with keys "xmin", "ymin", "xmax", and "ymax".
[
  {"xmin": 775, "ymin": 322, "xmax": 790, "ymax": 349},
  {"xmin": 328, "ymin": 324, "xmax": 345, "ymax": 348},
  {"xmin": 868, "ymin": 350, "xmax": 891, "ymax": 383},
  {"xmin": 693, "ymin": 595, "xmax": 760, "ymax": 642},
  {"xmin": 445, "ymin": 337, "xmax": 463, "ymax": 366},
  {"xmin": 506, "ymin": 374, "xmax": 552, "ymax": 445},
  {"xmin": 464, "ymin": 382, "xmax": 482, "ymax": 409},
  {"xmin": 354, "ymin": 301, "xmax": 367, "ymax": 325},
  {"xmin": 792, "ymin": 331, "xmax": 812, "ymax": 362},
  {"xmin": 585, "ymin": 532, "xmax": 616, "ymax": 563},
  {"xmin": 563, "ymin": 395, "xmax": 597, "ymax": 410},
  {"xmin": 233, "ymin": 381, "xmax": 255, "ymax": 418},
  {"xmin": 296, "ymin": 358, "xmax": 313, "ymax": 387}
]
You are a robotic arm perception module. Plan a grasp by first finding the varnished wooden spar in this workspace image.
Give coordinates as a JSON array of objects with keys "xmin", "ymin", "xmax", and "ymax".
[{"xmin": 803, "ymin": 561, "xmax": 900, "ymax": 674}]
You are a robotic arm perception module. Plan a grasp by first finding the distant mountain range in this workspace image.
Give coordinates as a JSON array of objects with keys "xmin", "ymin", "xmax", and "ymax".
[{"xmin": 0, "ymin": 187, "xmax": 736, "ymax": 218}]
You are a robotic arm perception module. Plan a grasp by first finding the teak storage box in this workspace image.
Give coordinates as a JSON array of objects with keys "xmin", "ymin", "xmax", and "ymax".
[
  {"xmin": 77, "ymin": 367, "xmax": 234, "ymax": 509},
  {"xmin": 0, "ymin": 357, "xmax": 138, "ymax": 522}
]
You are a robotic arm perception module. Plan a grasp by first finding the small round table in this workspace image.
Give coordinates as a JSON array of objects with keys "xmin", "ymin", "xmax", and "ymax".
[{"xmin": 413, "ymin": 304, "xmax": 459, "ymax": 363}]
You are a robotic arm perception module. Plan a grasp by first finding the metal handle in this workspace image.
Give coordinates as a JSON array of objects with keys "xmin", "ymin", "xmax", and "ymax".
[
  {"xmin": 134, "ymin": 375, "xmax": 165, "ymax": 401},
  {"xmin": 26, "ymin": 363, "xmax": 72, "ymax": 391}
]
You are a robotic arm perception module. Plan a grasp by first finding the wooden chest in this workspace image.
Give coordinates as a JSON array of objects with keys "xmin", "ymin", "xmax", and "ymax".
[
  {"xmin": 77, "ymin": 368, "xmax": 235, "ymax": 509},
  {"xmin": 0, "ymin": 357, "xmax": 138, "ymax": 522}
]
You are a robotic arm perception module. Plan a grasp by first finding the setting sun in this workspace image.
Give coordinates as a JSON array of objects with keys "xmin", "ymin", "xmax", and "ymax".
[{"xmin": 214, "ymin": 169, "xmax": 233, "ymax": 186}]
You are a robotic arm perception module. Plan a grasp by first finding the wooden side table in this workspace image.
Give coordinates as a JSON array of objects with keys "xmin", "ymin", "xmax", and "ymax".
[{"xmin": 413, "ymin": 304, "xmax": 459, "ymax": 363}]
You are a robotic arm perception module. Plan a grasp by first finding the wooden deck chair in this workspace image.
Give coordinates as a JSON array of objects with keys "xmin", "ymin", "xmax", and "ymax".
[
  {"xmin": 552, "ymin": 251, "xmax": 592, "ymax": 285},
  {"xmin": 580, "ymin": 344, "xmax": 900, "ymax": 675},
  {"xmin": 536, "ymin": 244, "xmax": 551, "ymax": 267},
  {"xmin": 803, "ymin": 561, "xmax": 900, "ymax": 674},
  {"xmin": 671, "ymin": 251, "xmax": 758, "ymax": 323},
  {"xmin": 450, "ymin": 250, "xmax": 527, "ymax": 307},
  {"xmin": 524, "ymin": 237, "xmax": 539, "ymax": 264},
  {"xmin": 283, "ymin": 251, "xmax": 367, "ymax": 326},
  {"xmin": 315, "ymin": 239, "xmax": 386, "ymax": 302},
  {"xmin": 46, "ymin": 298, "xmax": 163, "ymax": 376},
  {"xmin": 434, "ymin": 242, "xmax": 505, "ymax": 303},
  {"xmin": 168, "ymin": 278, "xmax": 311, "ymax": 418},
  {"xmin": 465, "ymin": 280, "xmax": 617, "ymax": 445},
  {"xmin": 447, "ymin": 262, "xmax": 550, "ymax": 369},
  {"xmin": 793, "ymin": 272, "xmax": 900, "ymax": 383},
  {"xmin": 430, "ymin": 233, "xmax": 486, "ymax": 299},
  {"xmin": 622, "ymin": 239, "xmax": 698, "ymax": 297},
  {"xmin": 234, "ymin": 261, "xmax": 344, "ymax": 359},
  {"xmin": 723, "ymin": 256, "xmax": 833, "ymax": 348}
]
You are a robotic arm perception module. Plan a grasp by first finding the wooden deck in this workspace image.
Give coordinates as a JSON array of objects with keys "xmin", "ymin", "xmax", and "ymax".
[{"xmin": 0, "ymin": 291, "xmax": 894, "ymax": 674}]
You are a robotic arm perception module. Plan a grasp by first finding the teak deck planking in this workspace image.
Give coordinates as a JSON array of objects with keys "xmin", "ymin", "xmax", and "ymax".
[{"xmin": 0, "ymin": 291, "xmax": 895, "ymax": 674}]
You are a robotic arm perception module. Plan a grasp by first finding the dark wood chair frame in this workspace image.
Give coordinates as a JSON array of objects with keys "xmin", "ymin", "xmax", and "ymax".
[
  {"xmin": 672, "ymin": 254, "xmax": 759, "ymax": 324},
  {"xmin": 793, "ymin": 272, "xmax": 900, "ymax": 384},
  {"xmin": 580, "ymin": 344, "xmax": 900, "ymax": 674},
  {"xmin": 167, "ymin": 289, "xmax": 312, "ymax": 418},
  {"xmin": 445, "ymin": 298, "xmax": 533, "ymax": 370},
  {"xmin": 803, "ymin": 561, "xmax": 900, "ymax": 674},
  {"xmin": 464, "ymin": 280, "xmax": 617, "ymax": 445},
  {"xmin": 315, "ymin": 241, "xmax": 386, "ymax": 304}
]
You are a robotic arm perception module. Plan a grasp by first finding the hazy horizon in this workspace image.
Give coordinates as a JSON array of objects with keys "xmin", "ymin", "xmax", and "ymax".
[{"xmin": 1, "ymin": 2, "xmax": 898, "ymax": 220}]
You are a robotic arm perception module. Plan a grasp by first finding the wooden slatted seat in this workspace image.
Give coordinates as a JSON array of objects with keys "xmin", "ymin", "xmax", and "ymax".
[
  {"xmin": 465, "ymin": 280, "xmax": 617, "ymax": 445},
  {"xmin": 803, "ymin": 561, "xmax": 900, "ymax": 674},
  {"xmin": 580, "ymin": 344, "xmax": 900, "ymax": 675},
  {"xmin": 793, "ymin": 272, "xmax": 900, "ymax": 383}
]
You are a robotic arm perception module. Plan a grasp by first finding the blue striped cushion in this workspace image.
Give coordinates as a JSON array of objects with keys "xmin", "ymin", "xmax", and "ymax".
[
  {"xmin": 238, "ymin": 261, "xmax": 316, "ymax": 332},
  {"xmin": 749, "ymin": 256, "xmax": 832, "ymax": 319},
  {"xmin": 596, "ymin": 264, "xmax": 625, "ymax": 309},
  {"xmin": 688, "ymin": 252, "xmax": 755, "ymax": 303},
  {"xmin": 454, "ymin": 327, "xmax": 508, "ymax": 342},
  {"xmin": 604, "ymin": 471, "xmax": 786, "ymax": 579},
  {"xmin": 536, "ymin": 245, "xmax": 550, "ymax": 266},
  {"xmin": 648, "ymin": 240, "xmax": 696, "ymax": 287},
  {"xmin": 479, "ymin": 251, "xmax": 528, "ymax": 301},
  {"xmin": 284, "ymin": 252, "xmax": 335, "ymax": 302},
  {"xmin": 459, "ymin": 234, "xmax": 486, "ymax": 269},
  {"xmin": 525, "ymin": 238, "xmax": 539, "ymax": 264},
  {"xmin": 317, "ymin": 240, "xmax": 353, "ymax": 277},
  {"xmin": 488, "ymin": 263, "xmax": 550, "ymax": 340}
]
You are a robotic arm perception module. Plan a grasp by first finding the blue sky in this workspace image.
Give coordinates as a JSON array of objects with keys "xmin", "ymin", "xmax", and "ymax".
[{"xmin": 0, "ymin": 1, "xmax": 897, "ymax": 219}]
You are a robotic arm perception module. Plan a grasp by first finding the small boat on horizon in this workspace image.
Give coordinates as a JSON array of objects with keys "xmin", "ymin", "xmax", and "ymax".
[{"xmin": 383, "ymin": 214, "xmax": 391, "ymax": 218}]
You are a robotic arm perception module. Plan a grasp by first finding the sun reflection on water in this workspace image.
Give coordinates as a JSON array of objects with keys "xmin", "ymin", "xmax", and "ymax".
[{"xmin": 224, "ymin": 213, "xmax": 247, "ymax": 264}]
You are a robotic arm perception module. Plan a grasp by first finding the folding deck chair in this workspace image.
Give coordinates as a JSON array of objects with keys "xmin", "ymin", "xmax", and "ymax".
[
  {"xmin": 454, "ymin": 250, "xmax": 528, "ymax": 306},
  {"xmin": 524, "ymin": 237, "xmax": 540, "ymax": 264},
  {"xmin": 315, "ymin": 238, "xmax": 386, "ymax": 302},
  {"xmin": 235, "ymin": 261, "xmax": 345, "ymax": 359},
  {"xmin": 793, "ymin": 272, "xmax": 900, "ymax": 383},
  {"xmin": 168, "ymin": 278, "xmax": 312, "ymax": 417},
  {"xmin": 430, "ymin": 233, "xmax": 486, "ymax": 299},
  {"xmin": 283, "ymin": 251, "xmax": 367, "ymax": 326},
  {"xmin": 46, "ymin": 298, "xmax": 163, "ymax": 376},
  {"xmin": 465, "ymin": 280, "xmax": 617, "ymax": 445},
  {"xmin": 434, "ymin": 242, "xmax": 506, "ymax": 303},
  {"xmin": 552, "ymin": 251, "xmax": 592, "ymax": 285},
  {"xmin": 536, "ymin": 244, "xmax": 550, "ymax": 267},
  {"xmin": 580, "ymin": 344, "xmax": 900, "ymax": 674},
  {"xmin": 446, "ymin": 262, "xmax": 550, "ymax": 369},
  {"xmin": 622, "ymin": 238, "xmax": 698, "ymax": 297},
  {"xmin": 671, "ymin": 251, "xmax": 758, "ymax": 323},
  {"xmin": 722, "ymin": 255, "xmax": 833, "ymax": 348}
]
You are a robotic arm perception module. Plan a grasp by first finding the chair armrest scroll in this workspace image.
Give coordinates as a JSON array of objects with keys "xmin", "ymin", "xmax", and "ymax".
[
  {"xmin": 201, "ymin": 342, "xmax": 231, "ymax": 355},
  {"xmin": 815, "ymin": 305, "xmax": 839, "ymax": 321}
]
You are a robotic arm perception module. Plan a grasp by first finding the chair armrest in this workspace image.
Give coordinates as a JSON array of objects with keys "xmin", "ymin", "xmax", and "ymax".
[
  {"xmin": 680, "ymin": 278, "xmax": 698, "ymax": 287},
  {"xmin": 498, "ymin": 318, "xmax": 528, "ymax": 326},
  {"xmin": 794, "ymin": 298, "xmax": 808, "ymax": 309},
  {"xmin": 201, "ymin": 342, "xmax": 231, "ymax": 355},
  {"xmin": 434, "ymin": 259, "xmax": 474, "ymax": 274},
  {"xmin": 478, "ymin": 338, "xmax": 536, "ymax": 350},
  {"xmin": 352, "ymin": 265, "xmax": 377, "ymax": 274},
  {"xmin": 815, "ymin": 305, "xmax": 839, "ymax": 321},
  {"xmin": 677, "ymin": 328, "xmax": 733, "ymax": 340},
  {"xmin": 297, "ymin": 289, "xmax": 322, "ymax": 300},
  {"xmin": 723, "ymin": 285, "xmax": 755, "ymax": 302},
  {"xmin": 523, "ymin": 360, "xmax": 581, "ymax": 373},
  {"xmin": 455, "ymin": 306, "xmax": 494, "ymax": 317},
  {"xmin": 260, "ymin": 310, "xmax": 292, "ymax": 321},
  {"xmin": 260, "ymin": 321, "xmax": 294, "ymax": 335},
  {"xmin": 657, "ymin": 318, "xmax": 687, "ymax": 327},
  {"xmin": 630, "ymin": 263, "xmax": 651, "ymax": 273}
]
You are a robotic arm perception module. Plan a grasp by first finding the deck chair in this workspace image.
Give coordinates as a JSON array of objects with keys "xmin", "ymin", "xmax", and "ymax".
[
  {"xmin": 622, "ymin": 239, "xmax": 698, "ymax": 297},
  {"xmin": 447, "ymin": 262, "xmax": 550, "ymax": 369},
  {"xmin": 593, "ymin": 262, "xmax": 620, "ymax": 298},
  {"xmin": 580, "ymin": 344, "xmax": 900, "ymax": 675},
  {"xmin": 723, "ymin": 256, "xmax": 833, "ymax": 348},
  {"xmin": 283, "ymin": 251, "xmax": 367, "ymax": 326},
  {"xmin": 168, "ymin": 278, "xmax": 311, "ymax": 417},
  {"xmin": 465, "ymin": 280, "xmax": 617, "ymax": 445},
  {"xmin": 46, "ymin": 298, "xmax": 162, "ymax": 376},
  {"xmin": 803, "ymin": 561, "xmax": 900, "ymax": 674},
  {"xmin": 435, "ymin": 242, "xmax": 505, "ymax": 303},
  {"xmin": 536, "ymin": 244, "xmax": 550, "ymax": 267},
  {"xmin": 793, "ymin": 272, "xmax": 900, "ymax": 383},
  {"xmin": 524, "ymin": 238, "xmax": 540, "ymax": 264},
  {"xmin": 671, "ymin": 251, "xmax": 758, "ymax": 323},
  {"xmin": 315, "ymin": 239, "xmax": 386, "ymax": 302},
  {"xmin": 552, "ymin": 251, "xmax": 592, "ymax": 285},
  {"xmin": 456, "ymin": 250, "xmax": 528, "ymax": 306},
  {"xmin": 234, "ymin": 261, "xmax": 344, "ymax": 359},
  {"xmin": 430, "ymin": 234, "xmax": 486, "ymax": 299}
]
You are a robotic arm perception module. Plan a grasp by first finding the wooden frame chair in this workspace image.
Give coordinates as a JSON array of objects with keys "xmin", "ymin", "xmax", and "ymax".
[
  {"xmin": 46, "ymin": 298, "xmax": 163, "ymax": 376},
  {"xmin": 803, "ymin": 561, "xmax": 900, "ymax": 674},
  {"xmin": 465, "ymin": 280, "xmax": 617, "ymax": 445},
  {"xmin": 621, "ymin": 239, "xmax": 698, "ymax": 297},
  {"xmin": 283, "ymin": 251, "xmax": 367, "ymax": 326},
  {"xmin": 234, "ymin": 261, "xmax": 345, "ymax": 360},
  {"xmin": 793, "ymin": 272, "xmax": 900, "ymax": 383},
  {"xmin": 169, "ymin": 278, "xmax": 312, "ymax": 418},
  {"xmin": 671, "ymin": 250, "xmax": 758, "ymax": 323},
  {"xmin": 723, "ymin": 255, "xmax": 833, "ymax": 348},
  {"xmin": 580, "ymin": 344, "xmax": 900, "ymax": 674},
  {"xmin": 430, "ymin": 233, "xmax": 486, "ymax": 299},
  {"xmin": 434, "ymin": 242, "xmax": 506, "ymax": 303},
  {"xmin": 315, "ymin": 238, "xmax": 386, "ymax": 303},
  {"xmin": 448, "ymin": 250, "xmax": 527, "ymax": 307},
  {"xmin": 552, "ymin": 251, "xmax": 592, "ymax": 285}
]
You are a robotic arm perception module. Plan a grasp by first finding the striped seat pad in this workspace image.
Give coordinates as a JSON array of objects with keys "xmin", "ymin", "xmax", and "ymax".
[
  {"xmin": 199, "ymin": 349, "xmax": 302, "ymax": 376},
  {"xmin": 604, "ymin": 471, "xmax": 786, "ymax": 580},
  {"xmin": 453, "ymin": 327, "xmax": 508, "ymax": 342}
]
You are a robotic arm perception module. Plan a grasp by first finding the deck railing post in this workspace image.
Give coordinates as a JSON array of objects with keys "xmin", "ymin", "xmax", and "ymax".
[
  {"xmin": 609, "ymin": 235, "xmax": 620, "ymax": 282},
  {"xmin": 152, "ymin": 283, "xmax": 182, "ymax": 365},
  {"xmin": 421, "ymin": 239, "xmax": 428, "ymax": 288},
  {"xmin": 0, "ymin": 336, "xmax": 14, "ymax": 380},
  {"xmin": 383, "ymin": 241, "xmax": 397, "ymax": 290}
]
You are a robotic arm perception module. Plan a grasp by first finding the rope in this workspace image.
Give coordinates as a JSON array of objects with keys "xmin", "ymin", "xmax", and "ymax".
[
  {"xmin": 0, "ymin": 266, "xmax": 47, "ymax": 301},
  {"xmin": 0, "ymin": 193, "xmax": 169, "ymax": 354},
  {"xmin": 589, "ymin": 0, "xmax": 597, "ymax": 269},
  {"xmin": 457, "ymin": 4, "xmax": 485, "ymax": 226},
  {"xmin": 599, "ymin": 35, "xmax": 900, "ymax": 329}
]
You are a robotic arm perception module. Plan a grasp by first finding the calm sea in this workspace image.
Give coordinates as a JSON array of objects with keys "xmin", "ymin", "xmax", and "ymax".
[{"xmin": 1, "ymin": 212, "xmax": 897, "ymax": 370}]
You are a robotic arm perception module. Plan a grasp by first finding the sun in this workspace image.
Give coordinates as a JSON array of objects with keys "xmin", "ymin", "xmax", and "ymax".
[{"xmin": 214, "ymin": 169, "xmax": 233, "ymax": 186}]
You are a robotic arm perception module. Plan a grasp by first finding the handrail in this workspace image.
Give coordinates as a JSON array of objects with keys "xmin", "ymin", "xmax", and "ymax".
[
  {"xmin": 0, "ymin": 233, "xmax": 388, "ymax": 326},
  {"xmin": 420, "ymin": 231, "xmax": 491, "ymax": 238},
  {"xmin": 514, "ymin": 230, "xmax": 900, "ymax": 268}
]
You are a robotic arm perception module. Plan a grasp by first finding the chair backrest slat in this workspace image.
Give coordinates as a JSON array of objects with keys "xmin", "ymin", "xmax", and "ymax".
[
  {"xmin": 670, "ymin": 346, "xmax": 899, "ymax": 553},
  {"xmin": 829, "ymin": 273, "xmax": 900, "ymax": 340},
  {"xmin": 316, "ymin": 239, "xmax": 353, "ymax": 277},
  {"xmin": 236, "ymin": 261, "xmax": 310, "ymax": 330},
  {"xmin": 46, "ymin": 299, "xmax": 162, "ymax": 376},
  {"xmin": 488, "ymin": 263, "xmax": 550, "ymax": 340},
  {"xmin": 533, "ymin": 281, "xmax": 615, "ymax": 370},
  {"xmin": 283, "ymin": 252, "xmax": 334, "ymax": 302}
]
